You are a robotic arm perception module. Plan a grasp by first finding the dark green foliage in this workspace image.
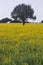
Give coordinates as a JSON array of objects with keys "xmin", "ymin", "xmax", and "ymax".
[
  {"xmin": 41, "ymin": 20, "xmax": 43, "ymax": 23},
  {"xmin": 0, "ymin": 18, "xmax": 12, "ymax": 23},
  {"xmin": 11, "ymin": 3, "xmax": 36, "ymax": 25},
  {"xmin": 10, "ymin": 20, "xmax": 22, "ymax": 23}
]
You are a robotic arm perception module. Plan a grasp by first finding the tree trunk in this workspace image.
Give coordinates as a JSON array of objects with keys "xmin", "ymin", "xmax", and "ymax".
[
  {"xmin": 22, "ymin": 19, "xmax": 25, "ymax": 25},
  {"xmin": 23, "ymin": 22, "xmax": 25, "ymax": 25}
]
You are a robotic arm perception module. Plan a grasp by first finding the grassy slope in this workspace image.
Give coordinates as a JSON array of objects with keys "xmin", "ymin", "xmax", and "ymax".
[{"xmin": 0, "ymin": 23, "xmax": 43, "ymax": 65}]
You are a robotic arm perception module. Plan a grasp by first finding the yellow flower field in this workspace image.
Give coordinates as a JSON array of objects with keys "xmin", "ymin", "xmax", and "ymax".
[{"xmin": 0, "ymin": 23, "xmax": 43, "ymax": 65}]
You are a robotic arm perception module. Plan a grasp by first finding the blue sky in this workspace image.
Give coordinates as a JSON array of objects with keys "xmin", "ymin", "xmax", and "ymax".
[{"xmin": 0, "ymin": 0, "xmax": 43, "ymax": 22}]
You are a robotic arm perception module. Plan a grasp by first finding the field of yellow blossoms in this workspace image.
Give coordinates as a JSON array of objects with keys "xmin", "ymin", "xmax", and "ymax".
[{"xmin": 0, "ymin": 23, "xmax": 43, "ymax": 65}]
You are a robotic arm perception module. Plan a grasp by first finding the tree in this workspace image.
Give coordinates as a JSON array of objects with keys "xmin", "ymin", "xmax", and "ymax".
[
  {"xmin": 0, "ymin": 18, "xmax": 12, "ymax": 23},
  {"xmin": 41, "ymin": 20, "xmax": 43, "ymax": 23},
  {"xmin": 10, "ymin": 19, "xmax": 22, "ymax": 23},
  {"xmin": 11, "ymin": 3, "xmax": 36, "ymax": 25}
]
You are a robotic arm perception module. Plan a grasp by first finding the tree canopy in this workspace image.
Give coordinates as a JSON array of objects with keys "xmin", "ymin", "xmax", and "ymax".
[
  {"xmin": 41, "ymin": 20, "xmax": 43, "ymax": 23},
  {"xmin": 0, "ymin": 18, "xmax": 12, "ymax": 23},
  {"xmin": 11, "ymin": 3, "xmax": 36, "ymax": 25}
]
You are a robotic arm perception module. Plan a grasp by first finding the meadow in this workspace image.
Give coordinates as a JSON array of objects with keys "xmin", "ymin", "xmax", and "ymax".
[{"xmin": 0, "ymin": 23, "xmax": 43, "ymax": 65}]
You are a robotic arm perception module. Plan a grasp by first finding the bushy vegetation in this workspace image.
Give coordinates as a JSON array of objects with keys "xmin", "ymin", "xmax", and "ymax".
[
  {"xmin": 11, "ymin": 3, "xmax": 36, "ymax": 25},
  {"xmin": 0, "ymin": 18, "xmax": 12, "ymax": 23},
  {"xmin": 41, "ymin": 20, "xmax": 43, "ymax": 23},
  {"xmin": 0, "ymin": 23, "xmax": 43, "ymax": 65}
]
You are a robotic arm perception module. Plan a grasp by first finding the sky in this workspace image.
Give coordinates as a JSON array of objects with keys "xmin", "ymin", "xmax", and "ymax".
[{"xmin": 0, "ymin": 0, "xmax": 43, "ymax": 22}]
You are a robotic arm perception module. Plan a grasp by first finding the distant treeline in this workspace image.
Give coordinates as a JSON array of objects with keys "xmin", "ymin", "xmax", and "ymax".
[
  {"xmin": 0, "ymin": 17, "xmax": 31, "ymax": 23},
  {"xmin": 0, "ymin": 17, "xmax": 43, "ymax": 23}
]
